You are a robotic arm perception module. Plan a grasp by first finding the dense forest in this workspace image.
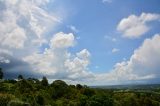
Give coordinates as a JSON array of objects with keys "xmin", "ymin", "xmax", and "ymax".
[{"xmin": 0, "ymin": 68, "xmax": 160, "ymax": 106}]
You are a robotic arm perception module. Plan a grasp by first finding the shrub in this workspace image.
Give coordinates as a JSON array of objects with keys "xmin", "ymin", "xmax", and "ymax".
[{"xmin": 0, "ymin": 93, "xmax": 14, "ymax": 106}]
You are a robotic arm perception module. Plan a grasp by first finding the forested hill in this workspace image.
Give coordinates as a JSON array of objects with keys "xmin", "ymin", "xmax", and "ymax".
[{"xmin": 0, "ymin": 69, "xmax": 160, "ymax": 106}]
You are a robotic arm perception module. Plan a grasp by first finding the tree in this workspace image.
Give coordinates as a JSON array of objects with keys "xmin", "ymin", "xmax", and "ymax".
[
  {"xmin": 16, "ymin": 79, "xmax": 33, "ymax": 93},
  {"xmin": 51, "ymin": 80, "xmax": 68, "ymax": 88},
  {"xmin": 79, "ymin": 95, "xmax": 88, "ymax": 106},
  {"xmin": 36, "ymin": 95, "xmax": 45, "ymax": 105},
  {"xmin": 76, "ymin": 84, "xmax": 83, "ymax": 89},
  {"xmin": 81, "ymin": 88, "xmax": 95, "ymax": 97},
  {"xmin": 51, "ymin": 80, "xmax": 68, "ymax": 98},
  {"xmin": 87, "ymin": 94, "xmax": 113, "ymax": 106},
  {"xmin": 18, "ymin": 75, "xmax": 23, "ymax": 80},
  {"xmin": 0, "ymin": 68, "xmax": 3, "ymax": 79},
  {"xmin": 41, "ymin": 76, "xmax": 48, "ymax": 86}
]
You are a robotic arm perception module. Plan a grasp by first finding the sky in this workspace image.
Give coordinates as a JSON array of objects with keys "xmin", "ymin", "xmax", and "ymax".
[{"xmin": 0, "ymin": 0, "xmax": 160, "ymax": 85}]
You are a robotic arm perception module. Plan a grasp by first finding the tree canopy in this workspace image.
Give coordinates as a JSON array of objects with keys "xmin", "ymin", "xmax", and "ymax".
[{"xmin": 0, "ymin": 75, "xmax": 160, "ymax": 106}]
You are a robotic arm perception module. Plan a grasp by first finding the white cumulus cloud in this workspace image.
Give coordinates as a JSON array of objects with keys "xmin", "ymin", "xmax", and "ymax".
[
  {"xmin": 50, "ymin": 32, "xmax": 75, "ymax": 49},
  {"xmin": 95, "ymin": 34, "xmax": 160, "ymax": 85},
  {"xmin": 23, "ymin": 32, "xmax": 94, "ymax": 80},
  {"xmin": 0, "ymin": 0, "xmax": 60, "ymax": 50},
  {"xmin": 117, "ymin": 13, "xmax": 160, "ymax": 38}
]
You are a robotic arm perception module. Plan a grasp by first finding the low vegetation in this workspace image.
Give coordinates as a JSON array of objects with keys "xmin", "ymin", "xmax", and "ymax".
[{"xmin": 0, "ymin": 68, "xmax": 160, "ymax": 106}]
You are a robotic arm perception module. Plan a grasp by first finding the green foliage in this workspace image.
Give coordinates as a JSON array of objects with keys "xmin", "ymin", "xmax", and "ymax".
[
  {"xmin": 87, "ymin": 94, "xmax": 113, "ymax": 106},
  {"xmin": 76, "ymin": 84, "xmax": 83, "ymax": 89},
  {"xmin": 0, "ymin": 76, "xmax": 160, "ymax": 106},
  {"xmin": 8, "ymin": 100, "xmax": 30, "ymax": 106},
  {"xmin": 51, "ymin": 80, "xmax": 69, "ymax": 99},
  {"xmin": 0, "ymin": 93, "xmax": 14, "ymax": 106},
  {"xmin": 4, "ymin": 79, "xmax": 17, "ymax": 84},
  {"xmin": 78, "ymin": 94, "xmax": 88, "ymax": 106},
  {"xmin": 51, "ymin": 80, "xmax": 68, "ymax": 87},
  {"xmin": 41, "ymin": 76, "xmax": 48, "ymax": 87},
  {"xmin": 15, "ymin": 79, "xmax": 33, "ymax": 93},
  {"xmin": 81, "ymin": 88, "xmax": 95, "ymax": 97},
  {"xmin": 36, "ymin": 94, "xmax": 45, "ymax": 105}
]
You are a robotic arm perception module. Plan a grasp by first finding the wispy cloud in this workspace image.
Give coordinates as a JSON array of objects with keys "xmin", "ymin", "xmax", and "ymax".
[
  {"xmin": 67, "ymin": 25, "xmax": 79, "ymax": 33},
  {"xmin": 102, "ymin": 0, "xmax": 112, "ymax": 3},
  {"xmin": 112, "ymin": 48, "xmax": 119, "ymax": 53},
  {"xmin": 104, "ymin": 35, "xmax": 117, "ymax": 42}
]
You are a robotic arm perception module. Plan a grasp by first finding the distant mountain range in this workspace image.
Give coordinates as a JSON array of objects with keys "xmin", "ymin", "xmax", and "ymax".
[{"xmin": 90, "ymin": 84, "xmax": 160, "ymax": 90}]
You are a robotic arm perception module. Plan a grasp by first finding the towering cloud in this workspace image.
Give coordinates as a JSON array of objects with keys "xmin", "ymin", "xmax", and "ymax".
[
  {"xmin": 23, "ymin": 32, "xmax": 94, "ymax": 80},
  {"xmin": 95, "ymin": 34, "xmax": 160, "ymax": 85}
]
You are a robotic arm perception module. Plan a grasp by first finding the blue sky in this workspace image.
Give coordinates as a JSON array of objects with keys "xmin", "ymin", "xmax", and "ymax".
[
  {"xmin": 0, "ymin": 0, "xmax": 160, "ymax": 85},
  {"xmin": 52, "ymin": 0, "xmax": 160, "ymax": 72}
]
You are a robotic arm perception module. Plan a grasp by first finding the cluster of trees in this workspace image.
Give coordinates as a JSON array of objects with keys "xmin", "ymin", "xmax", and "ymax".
[{"xmin": 0, "ymin": 68, "xmax": 160, "ymax": 106}]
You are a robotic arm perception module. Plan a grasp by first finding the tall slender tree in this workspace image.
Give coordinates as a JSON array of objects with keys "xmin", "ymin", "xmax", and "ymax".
[
  {"xmin": 0, "ymin": 68, "xmax": 3, "ymax": 79},
  {"xmin": 18, "ymin": 74, "xmax": 23, "ymax": 80},
  {"xmin": 41, "ymin": 76, "xmax": 48, "ymax": 86}
]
